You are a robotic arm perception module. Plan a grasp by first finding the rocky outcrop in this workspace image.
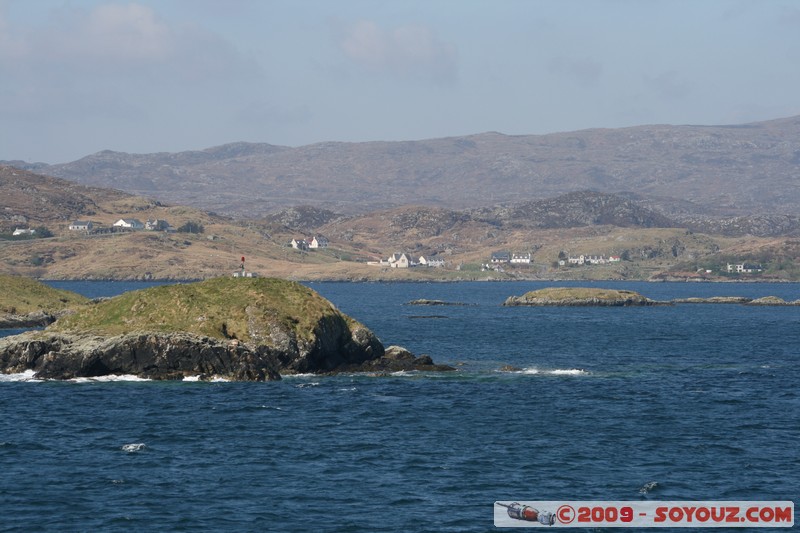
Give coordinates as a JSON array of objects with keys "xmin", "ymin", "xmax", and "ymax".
[
  {"xmin": 671, "ymin": 296, "xmax": 753, "ymax": 304},
  {"xmin": 332, "ymin": 346, "xmax": 455, "ymax": 374},
  {"xmin": 504, "ymin": 287, "xmax": 661, "ymax": 307},
  {"xmin": 0, "ymin": 332, "xmax": 282, "ymax": 381},
  {"xmin": 504, "ymin": 289, "xmax": 800, "ymax": 307},
  {"xmin": 0, "ymin": 329, "xmax": 453, "ymax": 381},
  {"xmin": 670, "ymin": 296, "xmax": 800, "ymax": 305},
  {"xmin": 0, "ymin": 277, "xmax": 454, "ymax": 380},
  {"xmin": 405, "ymin": 299, "xmax": 470, "ymax": 306},
  {"xmin": 0, "ymin": 311, "xmax": 62, "ymax": 329},
  {"xmin": 745, "ymin": 296, "xmax": 799, "ymax": 306}
]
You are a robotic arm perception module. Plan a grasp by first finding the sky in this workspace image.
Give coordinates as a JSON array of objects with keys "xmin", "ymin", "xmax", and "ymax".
[{"xmin": 1, "ymin": 0, "xmax": 799, "ymax": 163}]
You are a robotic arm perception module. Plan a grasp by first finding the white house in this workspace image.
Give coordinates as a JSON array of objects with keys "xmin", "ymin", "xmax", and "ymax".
[
  {"xmin": 727, "ymin": 263, "xmax": 763, "ymax": 274},
  {"xmin": 568, "ymin": 254, "xmax": 620, "ymax": 265},
  {"xmin": 290, "ymin": 238, "xmax": 308, "ymax": 250},
  {"xmin": 309, "ymin": 236, "xmax": 329, "ymax": 248},
  {"xmin": 69, "ymin": 220, "xmax": 93, "ymax": 231},
  {"xmin": 388, "ymin": 253, "xmax": 412, "ymax": 268},
  {"xmin": 145, "ymin": 219, "xmax": 170, "ymax": 231},
  {"xmin": 12, "ymin": 228, "xmax": 35, "ymax": 236},
  {"xmin": 113, "ymin": 218, "xmax": 144, "ymax": 230},
  {"xmin": 510, "ymin": 252, "xmax": 531, "ymax": 264},
  {"xmin": 418, "ymin": 256, "xmax": 445, "ymax": 267}
]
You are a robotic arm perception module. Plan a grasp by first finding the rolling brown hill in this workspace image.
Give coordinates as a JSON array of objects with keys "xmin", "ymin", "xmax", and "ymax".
[
  {"xmin": 0, "ymin": 166, "xmax": 130, "ymax": 232},
  {"xmin": 6, "ymin": 116, "xmax": 800, "ymax": 218},
  {"xmin": 2, "ymin": 167, "xmax": 798, "ymax": 281}
]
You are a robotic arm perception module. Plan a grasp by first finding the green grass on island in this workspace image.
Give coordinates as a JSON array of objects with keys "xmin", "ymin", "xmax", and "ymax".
[
  {"xmin": 515, "ymin": 287, "xmax": 653, "ymax": 303},
  {"xmin": 525, "ymin": 287, "xmax": 645, "ymax": 299},
  {"xmin": 51, "ymin": 277, "xmax": 356, "ymax": 343},
  {"xmin": 0, "ymin": 274, "xmax": 88, "ymax": 315}
]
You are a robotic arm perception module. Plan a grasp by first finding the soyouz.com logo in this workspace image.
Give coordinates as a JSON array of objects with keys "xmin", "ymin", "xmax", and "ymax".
[{"xmin": 493, "ymin": 501, "xmax": 794, "ymax": 528}]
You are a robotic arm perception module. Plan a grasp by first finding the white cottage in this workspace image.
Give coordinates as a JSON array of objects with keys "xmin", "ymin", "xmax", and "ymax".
[{"xmin": 113, "ymin": 218, "xmax": 144, "ymax": 230}]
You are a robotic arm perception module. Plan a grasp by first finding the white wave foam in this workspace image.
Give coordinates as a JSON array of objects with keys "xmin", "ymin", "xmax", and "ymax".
[
  {"xmin": 549, "ymin": 368, "xmax": 589, "ymax": 376},
  {"xmin": 502, "ymin": 367, "xmax": 589, "ymax": 376},
  {"xmin": 72, "ymin": 374, "xmax": 152, "ymax": 383},
  {"xmin": 281, "ymin": 373, "xmax": 318, "ymax": 379},
  {"xmin": 175, "ymin": 374, "xmax": 230, "ymax": 382},
  {"xmin": 121, "ymin": 443, "xmax": 146, "ymax": 453},
  {"xmin": 0, "ymin": 369, "xmax": 39, "ymax": 382},
  {"xmin": 388, "ymin": 370, "xmax": 416, "ymax": 377},
  {"xmin": 294, "ymin": 382, "xmax": 320, "ymax": 388}
]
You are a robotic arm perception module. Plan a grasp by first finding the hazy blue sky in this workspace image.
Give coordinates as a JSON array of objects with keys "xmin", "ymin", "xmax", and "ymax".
[{"xmin": 1, "ymin": 0, "xmax": 799, "ymax": 163}]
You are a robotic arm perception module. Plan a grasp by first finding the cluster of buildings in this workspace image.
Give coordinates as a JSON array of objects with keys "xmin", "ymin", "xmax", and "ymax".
[
  {"xmin": 68, "ymin": 218, "xmax": 173, "ymax": 233},
  {"xmin": 490, "ymin": 252, "xmax": 532, "ymax": 264},
  {"xmin": 726, "ymin": 262, "xmax": 763, "ymax": 274},
  {"xmin": 289, "ymin": 236, "xmax": 329, "ymax": 250},
  {"xmin": 481, "ymin": 251, "xmax": 532, "ymax": 272},
  {"xmin": 560, "ymin": 254, "xmax": 621, "ymax": 266},
  {"xmin": 368, "ymin": 253, "xmax": 445, "ymax": 268}
]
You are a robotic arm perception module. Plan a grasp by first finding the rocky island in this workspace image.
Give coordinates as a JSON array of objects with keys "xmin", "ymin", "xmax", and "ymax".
[
  {"xmin": 503, "ymin": 287, "xmax": 800, "ymax": 307},
  {"xmin": 503, "ymin": 287, "xmax": 661, "ymax": 306},
  {"xmin": 0, "ymin": 277, "xmax": 452, "ymax": 381},
  {"xmin": 0, "ymin": 274, "xmax": 89, "ymax": 328}
]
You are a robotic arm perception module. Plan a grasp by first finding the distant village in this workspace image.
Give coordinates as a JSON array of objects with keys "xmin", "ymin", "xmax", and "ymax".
[
  {"xmin": 289, "ymin": 236, "xmax": 445, "ymax": 268},
  {"xmin": 4, "ymin": 219, "xmax": 767, "ymax": 278},
  {"xmin": 6, "ymin": 218, "xmax": 176, "ymax": 236},
  {"xmin": 67, "ymin": 218, "xmax": 175, "ymax": 233},
  {"xmin": 482, "ymin": 251, "xmax": 621, "ymax": 271}
]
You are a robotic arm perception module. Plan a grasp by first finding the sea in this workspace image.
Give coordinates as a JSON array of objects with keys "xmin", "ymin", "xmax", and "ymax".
[{"xmin": 1, "ymin": 280, "xmax": 798, "ymax": 532}]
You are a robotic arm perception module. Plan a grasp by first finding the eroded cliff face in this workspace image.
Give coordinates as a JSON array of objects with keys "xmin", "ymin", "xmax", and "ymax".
[
  {"xmin": 0, "ymin": 301, "xmax": 385, "ymax": 381},
  {"xmin": 0, "ymin": 332, "xmax": 281, "ymax": 381}
]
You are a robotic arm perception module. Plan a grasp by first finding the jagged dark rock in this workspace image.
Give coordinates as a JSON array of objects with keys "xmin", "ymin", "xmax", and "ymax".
[
  {"xmin": 330, "ymin": 345, "xmax": 455, "ymax": 374},
  {"xmin": 0, "ymin": 311, "xmax": 61, "ymax": 329},
  {"xmin": 0, "ymin": 332, "xmax": 281, "ymax": 381}
]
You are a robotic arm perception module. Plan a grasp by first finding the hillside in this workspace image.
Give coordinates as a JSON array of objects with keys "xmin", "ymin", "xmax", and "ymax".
[
  {"xmin": 0, "ymin": 274, "xmax": 88, "ymax": 315},
  {"xmin": 0, "ymin": 166, "xmax": 130, "ymax": 232},
  {"xmin": 1, "ymin": 168, "xmax": 798, "ymax": 281},
  {"xmin": 9, "ymin": 116, "xmax": 800, "ymax": 218}
]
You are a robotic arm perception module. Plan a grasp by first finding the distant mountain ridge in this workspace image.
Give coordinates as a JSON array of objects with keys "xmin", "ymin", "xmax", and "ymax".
[{"xmin": 5, "ymin": 115, "xmax": 800, "ymax": 217}]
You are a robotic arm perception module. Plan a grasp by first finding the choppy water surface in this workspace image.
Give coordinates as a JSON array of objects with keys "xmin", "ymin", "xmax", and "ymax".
[{"xmin": 1, "ymin": 281, "xmax": 798, "ymax": 531}]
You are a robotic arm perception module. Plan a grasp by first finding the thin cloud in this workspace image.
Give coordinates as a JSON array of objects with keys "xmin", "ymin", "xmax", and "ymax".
[
  {"xmin": 548, "ymin": 56, "xmax": 603, "ymax": 87},
  {"xmin": 337, "ymin": 19, "xmax": 457, "ymax": 84},
  {"xmin": 643, "ymin": 70, "xmax": 692, "ymax": 101},
  {"xmin": 3, "ymin": 2, "xmax": 257, "ymax": 79},
  {"xmin": 33, "ymin": 3, "xmax": 173, "ymax": 65}
]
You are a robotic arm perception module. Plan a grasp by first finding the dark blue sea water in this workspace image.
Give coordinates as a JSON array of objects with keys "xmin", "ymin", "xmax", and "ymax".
[{"xmin": 1, "ymin": 281, "xmax": 798, "ymax": 531}]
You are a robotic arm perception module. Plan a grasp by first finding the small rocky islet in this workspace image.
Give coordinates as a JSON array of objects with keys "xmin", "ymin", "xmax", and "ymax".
[
  {"xmin": 503, "ymin": 287, "xmax": 800, "ymax": 306},
  {"xmin": 0, "ymin": 276, "xmax": 452, "ymax": 381},
  {"xmin": 503, "ymin": 287, "xmax": 661, "ymax": 306}
]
